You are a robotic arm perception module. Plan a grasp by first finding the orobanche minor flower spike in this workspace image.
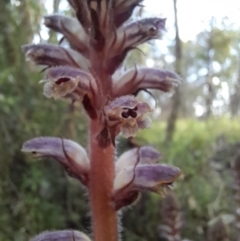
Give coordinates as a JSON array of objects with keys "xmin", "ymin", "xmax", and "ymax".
[{"xmin": 21, "ymin": 1, "xmax": 182, "ymax": 241}]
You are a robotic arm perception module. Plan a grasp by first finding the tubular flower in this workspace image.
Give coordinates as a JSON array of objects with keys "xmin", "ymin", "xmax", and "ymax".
[
  {"xmin": 44, "ymin": 14, "xmax": 90, "ymax": 56},
  {"xmin": 113, "ymin": 68, "xmax": 182, "ymax": 97},
  {"xmin": 109, "ymin": 18, "xmax": 166, "ymax": 55},
  {"xmin": 22, "ymin": 44, "xmax": 90, "ymax": 70},
  {"xmin": 22, "ymin": 137, "xmax": 90, "ymax": 185},
  {"xmin": 40, "ymin": 66, "xmax": 97, "ymax": 101},
  {"xmin": 22, "ymin": 139, "xmax": 182, "ymax": 212},
  {"xmin": 104, "ymin": 95, "xmax": 152, "ymax": 139},
  {"xmin": 106, "ymin": 18, "xmax": 166, "ymax": 74},
  {"xmin": 113, "ymin": 146, "xmax": 182, "ymax": 210}
]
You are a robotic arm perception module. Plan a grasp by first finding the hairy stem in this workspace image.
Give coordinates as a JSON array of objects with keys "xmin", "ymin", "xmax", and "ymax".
[{"xmin": 89, "ymin": 120, "xmax": 118, "ymax": 241}]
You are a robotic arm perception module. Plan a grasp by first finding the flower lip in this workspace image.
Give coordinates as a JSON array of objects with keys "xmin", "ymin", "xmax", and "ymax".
[
  {"xmin": 105, "ymin": 95, "xmax": 152, "ymax": 119},
  {"xmin": 39, "ymin": 76, "xmax": 79, "ymax": 100},
  {"xmin": 143, "ymin": 18, "xmax": 167, "ymax": 38},
  {"xmin": 104, "ymin": 95, "xmax": 152, "ymax": 138},
  {"xmin": 121, "ymin": 108, "xmax": 137, "ymax": 118},
  {"xmin": 55, "ymin": 77, "xmax": 71, "ymax": 85},
  {"xmin": 112, "ymin": 163, "xmax": 182, "ymax": 210},
  {"xmin": 39, "ymin": 66, "xmax": 96, "ymax": 100}
]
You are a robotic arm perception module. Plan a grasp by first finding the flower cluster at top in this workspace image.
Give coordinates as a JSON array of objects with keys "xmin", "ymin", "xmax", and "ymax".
[
  {"xmin": 22, "ymin": 0, "xmax": 181, "ymax": 144},
  {"xmin": 21, "ymin": 0, "xmax": 182, "ymax": 240}
]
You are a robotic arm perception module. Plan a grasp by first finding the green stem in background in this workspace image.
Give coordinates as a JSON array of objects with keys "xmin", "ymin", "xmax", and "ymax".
[{"xmin": 89, "ymin": 119, "xmax": 118, "ymax": 241}]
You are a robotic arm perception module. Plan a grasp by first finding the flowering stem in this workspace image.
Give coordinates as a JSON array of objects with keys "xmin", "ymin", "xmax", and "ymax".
[{"xmin": 89, "ymin": 119, "xmax": 118, "ymax": 241}]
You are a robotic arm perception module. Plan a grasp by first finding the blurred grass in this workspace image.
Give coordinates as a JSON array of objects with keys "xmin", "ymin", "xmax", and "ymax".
[
  {"xmin": 140, "ymin": 117, "xmax": 240, "ymax": 145},
  {"xmin": 123, "ymin": 117, "xmax": 240, "ymax": 240}
]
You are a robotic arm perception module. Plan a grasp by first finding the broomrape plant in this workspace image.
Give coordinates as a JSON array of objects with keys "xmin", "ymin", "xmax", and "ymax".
[{"xmin": 21, "ymin": 0, "xmax": 182, "ymax": 240}]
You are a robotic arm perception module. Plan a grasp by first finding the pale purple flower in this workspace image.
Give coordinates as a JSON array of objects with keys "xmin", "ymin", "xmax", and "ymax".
[
  {"xmin": 22, "ymin": 139, "xmax": 181, "ymax": 211},
  {"xmin": 22, "ymin": 44, "xmax": 90, "ymax": 70},
  {"xmin": 22, "ymin": 137, "xmax": 90, "ymax": 185},
  {"xmin": 113, "ymin": 146, "xmax": 182, "ymax": 210},
  {"xmin": 30, "ymin": 230, "xmax": 91, "ymax": 241},
  {"xmin": 39, "ymin": 66, "xmax": 96, "ymax": 101},
  {"xmin": 114, "ymin": 164, "xmax": 181, "ymax": 192},
  {"xmin": 104, "ymin": 95, "xmax": 152, "ymax": 138},
  {"xmin": 109, "ymin": 18, "xmax": 166, "ymax": 54},
  {"xmin": 22, "ymin": 8, "xmax": 181, "ymax": 143},
  {"xmin": 113, "ymin": 68, "xmax": 182, "ymax": 97}
]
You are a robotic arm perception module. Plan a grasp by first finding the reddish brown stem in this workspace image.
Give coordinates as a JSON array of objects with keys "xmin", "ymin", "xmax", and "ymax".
[{"xmin": 89, "ymin": 119, "xmax": 118, "ymax": 241}]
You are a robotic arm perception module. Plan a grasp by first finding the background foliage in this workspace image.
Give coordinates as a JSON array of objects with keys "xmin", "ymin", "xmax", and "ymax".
[{"xmin": 0, "ymin": 0, "xmax": 240, "ymax": 241}]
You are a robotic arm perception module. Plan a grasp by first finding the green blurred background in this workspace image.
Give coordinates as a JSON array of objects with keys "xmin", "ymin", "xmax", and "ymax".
[{"xmin": 0, "ymin": 0, "xmax": 240, "ymax": 240}]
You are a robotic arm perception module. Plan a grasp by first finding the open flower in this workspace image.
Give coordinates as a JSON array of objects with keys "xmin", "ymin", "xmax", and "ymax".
[
  {"xmin": 104, "ymin": 95, "xmax": 152, "ymax": 138},
  {"xmin": 22, "ymin": 139, "xmax": 181, "ymax": 212},
  {"xmin": 114, "ymin": 164, "xmax": 181, "ymax": 192},
  {"xmin": 112, "ymin": 146, "xmax": 182, "ymax": 210},
  {"xmin": 39, "ymin": 66, "xmax": 96, "ymax": 101},
  {"xmin": 22, "ymin": 137, "xmax": 90, "ymax": 185}
]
